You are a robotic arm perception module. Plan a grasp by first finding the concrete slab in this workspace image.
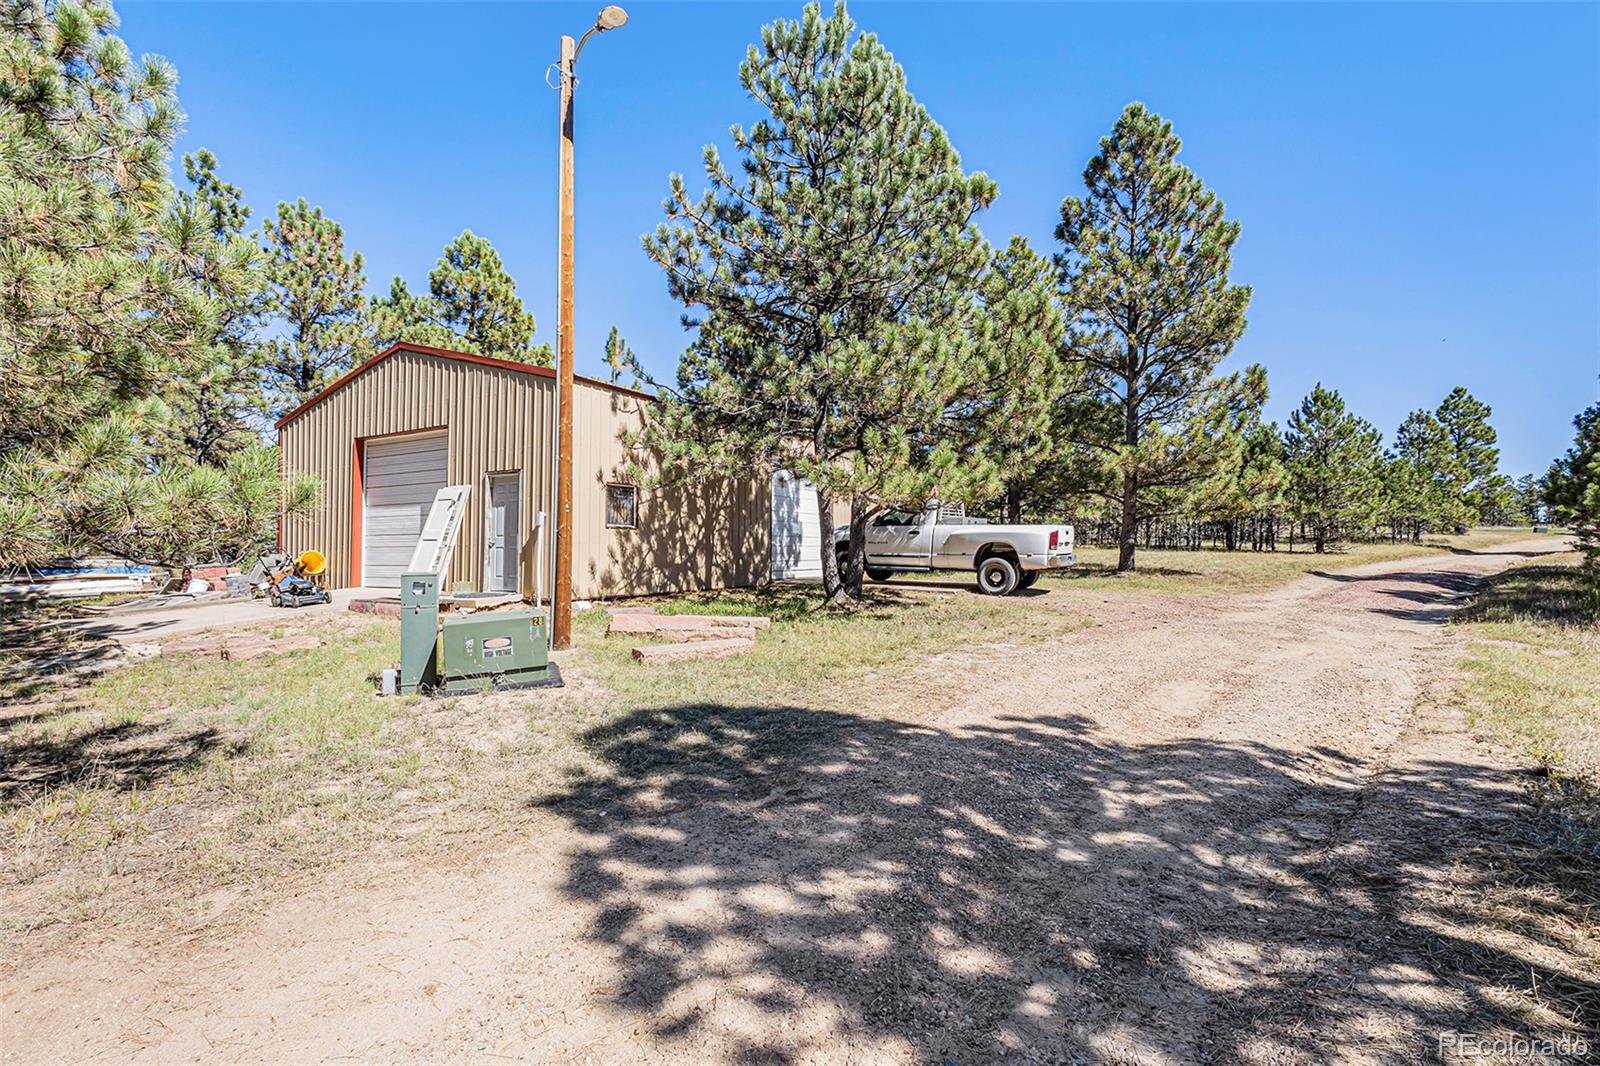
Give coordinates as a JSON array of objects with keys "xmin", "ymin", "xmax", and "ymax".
[{"xmin": 55, "ymin": 588, "xmax": 386, "ymax": 645}]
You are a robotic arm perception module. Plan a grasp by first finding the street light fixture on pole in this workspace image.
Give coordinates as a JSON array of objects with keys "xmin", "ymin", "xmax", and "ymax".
[{"xmin": 552, "ymin": 5, "xmax": 627, "ymax": 651}]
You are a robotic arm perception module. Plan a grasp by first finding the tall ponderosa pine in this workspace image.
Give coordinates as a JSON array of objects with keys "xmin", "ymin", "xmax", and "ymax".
[
  {"xmin": 1284, "ymin": 384, "xmax": 1384, "ymax": 552},
  {"xmin": 642, "ymin": 1, "xmax": 1000, "ymax": 601},
  {"xmin": 1057, "ymin": 102, "xmax": 1255, "ymax": 572},
  {"xmin": 1435, "ymin": 386, "xmax": 1499, "ymax": 525},
  {"xmin": 262, "ymin": 198, "xmax": 371, "ymax": 411},
  {"xmin": 0, "ymin": 0, "xmax": 315, "ymax": 568},
  {"xmin": 1190, "ymin": 369, "xmax": 1284, "ymax": 550},
  {"xmin": 0, "ymin": 0, "xmax": 193, "ymax": 454},
  {"xmin": 161, "ymin": 148, "xmax": 271, "ymax": 464},
  {"xmin": 371, "ymin": 230, "xmax": 549, "ymax": 364},
  {"xmin": 1385, "ymin": 408, "xmax": 1469, "ymax": 540},
  {"xmin": 1545, "ymin": 401, "xmax": 1600, "ymax": 593},
  {"xmin": 965, "ymin": 237, "xmax": 1070, "ymax": 523}
]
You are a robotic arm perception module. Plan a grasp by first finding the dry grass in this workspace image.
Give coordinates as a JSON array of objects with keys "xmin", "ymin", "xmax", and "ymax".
[
  {"xmin": 1442, "ymin": 552, "xmax": 1600, "ymax": 1038},
  {"xmin": 1, "ymin": 615, "xmax": 612, "ymax": 942},
  {"xmin": 573, "ymin": 581, "xmax": 1083, "ymax": 713},
  {"xmin": 1452, "ymin": 554, "xmax": 1599, "ymax": 861},
  {"xmin": 1, "ymin": 581, "xmax": 1086, "ymax": 947},
  {"xmin": 1, "ymin": 526, "xmax": 1565, "ymax": 951}
]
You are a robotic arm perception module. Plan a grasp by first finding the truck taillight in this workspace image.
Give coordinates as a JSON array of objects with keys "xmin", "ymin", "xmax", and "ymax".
[{"xmin": 1049, "ymin": 530, "xmax": 1059, "ymax": 550}]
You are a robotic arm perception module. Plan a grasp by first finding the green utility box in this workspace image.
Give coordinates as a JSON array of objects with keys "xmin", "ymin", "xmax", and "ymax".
[
  {"xmin": 395, "ymin": 570, "xmax": 561, "ymax": 695},
  {"xmin": 436, "ymin": 611, "xmax": 559, "ymax": 693},
  {"xmin": 399, "ymin": 571, "xmax": 441, "ymax": 694}
]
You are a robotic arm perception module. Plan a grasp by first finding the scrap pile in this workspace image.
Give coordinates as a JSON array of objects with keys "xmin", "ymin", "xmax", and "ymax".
[
  {"xmin": 606, "ymin": 606, "xmax": 770, "ymax": 664},
  {"xmin": 0, "ymin": 560, "xmax": 160, "ymax": 602}
]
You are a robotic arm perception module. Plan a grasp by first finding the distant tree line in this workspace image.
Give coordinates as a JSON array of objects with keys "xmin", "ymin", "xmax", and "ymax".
[
  {"xmin": 1040, "ymin": 382, "xmax": 1544, "ymax": 554},
  {"xmin": 0, "ymin": 0, "xmax": 549, "ymax": 569},
  {"xmin": 633, "ymin": 1, "xmax": 1580, "ymax": 602}
]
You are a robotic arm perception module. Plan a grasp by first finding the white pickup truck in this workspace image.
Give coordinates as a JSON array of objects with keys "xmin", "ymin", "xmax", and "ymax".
[{"xmin": 834, "ymin": 505, "xmax": 1075, "ymax": 595}]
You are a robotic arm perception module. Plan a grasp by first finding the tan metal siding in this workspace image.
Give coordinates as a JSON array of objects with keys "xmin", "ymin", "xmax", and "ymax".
[
  {"xmin": 279, "ymin": 350, "xmax": 553, "ymax": 595},
  {"xmin": 569, "ymin": 381, "xmax": 771, "ymax": 600},
  {"xmin": 278, "ymin": 348, "xmax": 769, "ymax": 600}
]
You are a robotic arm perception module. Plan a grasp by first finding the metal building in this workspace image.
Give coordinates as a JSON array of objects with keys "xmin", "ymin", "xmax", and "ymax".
[{"xmin": 275, "ymin": 342, "xmax": 773, "ymax": 600}]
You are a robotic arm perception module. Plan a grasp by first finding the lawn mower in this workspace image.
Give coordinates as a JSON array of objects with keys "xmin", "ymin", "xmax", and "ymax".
[{"xmin": 250, "ymin": 549, "xmax": 332, "ymax": 608}]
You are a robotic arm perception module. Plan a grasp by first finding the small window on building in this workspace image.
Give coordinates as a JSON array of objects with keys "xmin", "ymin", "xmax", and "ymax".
[{"xmin": 606, "ymin": 484, "xmax": 638, "ymax": 529}]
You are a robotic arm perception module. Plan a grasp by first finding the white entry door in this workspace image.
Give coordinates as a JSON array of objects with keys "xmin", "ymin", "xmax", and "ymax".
[
  {"xmin": 363, "ymin": 433, "xmax": 448, "ymax": 588},
  {"xmin": 770, "ymin": 470, "xmax": 822, "ymax": 580},
  {"xmin": 485, "ymin": 473, "xmax": 521, "ymax": 594}
]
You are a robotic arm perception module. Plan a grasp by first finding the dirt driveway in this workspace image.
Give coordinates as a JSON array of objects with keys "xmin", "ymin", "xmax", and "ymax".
[{"xmin": 5, "ymin": 538, "xmax": 1593, "ymax": 1064}]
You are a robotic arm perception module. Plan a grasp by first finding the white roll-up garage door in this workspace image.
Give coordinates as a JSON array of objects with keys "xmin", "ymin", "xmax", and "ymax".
[
  {"xmin": 771, "ymin": 470, "xmax": 822, "ymax": 580},
  {"xmin": 363, "ymin": 433, "xmax": 448, "ymax": 588}
]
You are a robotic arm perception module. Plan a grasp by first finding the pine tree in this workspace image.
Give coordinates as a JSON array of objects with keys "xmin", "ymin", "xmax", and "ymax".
[
  {"xmin": 369, "ymin": 276, "xmax": 458, "ymax": 351},
  {"xmin": 0, "ymin": 2, "xmax": 316, "ymax": 567},
  {"xmin": 1513, "ymin": 472, "xmax": 1543, "ymax": 525},
  {"xmin": 1191, "ymin": 371, "xmax": 1284, "ymax": 550},
  {"xmin": 160, "ymin": 149, "xmax": 271, "ymax": 464},
  {"xmin": 430, "ymin": 230, "xmax": 546, "ymax": 362},
  {"xmin": 1283, "ymin": 384, "xmax": 1384, "ymax": 552},
  {"xmin": 0, "ymin": 408, "xmax": 316, "ymax": 569},
  {"xmin": 261, "ymin": 199, "xmax": 371, "ymax": 412},
  {"xmin": 1056, "ymin": 102, "xmax": 1254, "ymax": 572},
  {"xmin": 1235, "ymin": 419, "xmax": 1289, "ymax": 549},
  {"xmin": 641, "ymin": 1, "xmax": 999, "ymax": 602},
  {"xmin": 603, "ymin": 325, "xmax": 638, "ymax": 385},
  {"xmin": 0, "ymin": 0, "xmax": 192, "ymax": 454},
  {"xmin": 1544, "ymin": 401, "xmax": 1600, "ymax": 591},
  {"xmin": 965, "ymin": 237, "xmax": 1070, "ymax": 523},
  {"xmin": 1386, "ymin": 409, "xmax": 1469, "ymax": 540},
  {"xmin": 1474, "ymin": 473, "xmax": 1519, "ymax": 526},
  {"xmin": 369, "ymin": 230, "xmax": 549, "ymax": 364},
  {"xmin": 1436, "ymin": 386, "xmax": 1499, "ymax": 526}
]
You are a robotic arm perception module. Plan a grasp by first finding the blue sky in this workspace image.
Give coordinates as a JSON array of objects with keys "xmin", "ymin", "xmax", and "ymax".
[{"xmin": 119, "ymin": 1, "xmax": 1598, "ymax": 477}]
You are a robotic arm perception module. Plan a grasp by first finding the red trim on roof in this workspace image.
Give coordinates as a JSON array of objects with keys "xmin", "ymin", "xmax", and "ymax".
[{"xmin": 274, "ymin": 341, "xmax": 655, "ymax": 429}]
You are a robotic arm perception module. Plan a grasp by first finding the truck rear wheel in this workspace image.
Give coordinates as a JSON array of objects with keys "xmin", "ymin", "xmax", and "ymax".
[
  {"xmin": 976, "ymin": 556, "xmax": 1020, "ymax": 596},
  {"xmin": 1017, "ymin": 570, "xmax": 1039, "ymax": 590},
  {"xmin": 865, "ymin": 566, "xmax": 893, "ymax": 582}
]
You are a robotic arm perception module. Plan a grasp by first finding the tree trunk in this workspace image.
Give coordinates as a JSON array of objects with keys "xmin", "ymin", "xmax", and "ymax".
[
  {"xmin": 844, "ymin": 498, "xmax": 872, "ymax": 599},
  {"xmin": 1116, "ymin": 469, "xmax": 1138, "ymax": 572},
  {"xmin": 1117, "ymin": 378, "xmax": 1139, "ymax": 572},
  {"xmin": 1003, "ymin": 483, "xmax": 1022, "ymax": 525},
  {"xmin": 817, "ymin": 482, "xmax": 847, "ymax": 604}
]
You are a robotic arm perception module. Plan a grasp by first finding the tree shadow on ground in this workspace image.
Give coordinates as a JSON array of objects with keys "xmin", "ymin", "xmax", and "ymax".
[
  {"xmin": 1439, "ymin": 546, "xmax": 1557, "ymax": 558},
  {"xmin": 1311, "ymin": 570, "xmax": 1494, "ymax": 624},
  {"xmin": 0, "ymin": 715, "xmax": 232, "ymax": 805},
  {"xmin": 1052, "ymin": 561, "xmax": 1204, "ymax": 580},
  {"xmin": 0, "ymin": 610, "xmax": 126, "ymax": 701},
  {"xmin": 872, "ymin": 576, "xmax": 1052, "ymax": 597},
  {"xmin": 1455, "ymin": 563, "xmax": 1593, "ymax": 627},
  {"xmin": 534, "ymin": 704, "xmax": 1598, "ymax": 1063}
]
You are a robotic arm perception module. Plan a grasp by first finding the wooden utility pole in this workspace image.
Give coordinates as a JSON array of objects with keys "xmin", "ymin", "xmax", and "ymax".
[
  {"xmin": 553, "ymin": 32, "xmax": 577, "ymax": 651},
  {"xmin": 551, "ymin": 9, "xmax": 625, "ymax": 650}
]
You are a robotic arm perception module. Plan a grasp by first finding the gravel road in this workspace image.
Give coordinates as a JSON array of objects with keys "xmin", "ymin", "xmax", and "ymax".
[{"xmin": 8, "ymin": 538, "xmax": 1594, "ymax": 1064}]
